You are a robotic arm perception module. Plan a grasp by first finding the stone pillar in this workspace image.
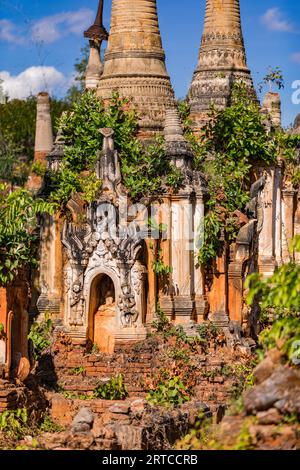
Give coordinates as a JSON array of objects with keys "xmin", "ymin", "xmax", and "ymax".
[
  {"xmin": 170, "ymin": 193, "xmax": 194, "ymax": 324},
  {"xmin": 27, "ymin": 92, "xmax": 53, "ymax": 192},
  {"xmin": 158, "ymin": 107, "xmax": 200, "ymax": 324},
  {"xmin": 145, "ymin": 238, "xmax": 158, "ymax": 324},
  {"xmin": 194, "ymin": 190, "xmax": 207, "ymax": 322},
  {"xmin": 282, "ymin": 187, "xmax": 296, "ymax": 263},
  {"xmin": 258, "ymin": 168, "xmax": 276, "ymax": 277},
  {"xmin": 97, "ymin": 0, "xmax": 175, "ymax": 137},
  {"xmin": 274, "ymin": 164, "xmax": 283, "ymax": 265},
  {"xmin": 262, "ymin": 92, "xmax": 281, "ymax": 128},
  {"xmin": 85, "ymin": 41, "xmax": 104, "ymax": 90},
  {"xmin": 37, "ymin": 213, "xmax": 64, "ymax": 324},
  {"xmin": 188, "ymin": 0, "xmax": 255, "ymax": 128},
  {"xmin": 34, "ymin": 92, "xmax": 53, "ymax": 161}
]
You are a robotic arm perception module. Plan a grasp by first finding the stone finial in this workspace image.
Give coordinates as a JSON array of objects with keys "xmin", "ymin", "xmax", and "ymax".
[
  {"xmin": 164, "ymin": 108, "xmax": 185, "ymax": 143},
  {"xmin": 164, "ymin": 107, "xmax": 193, "ymax": 169},
  {"xmin": 188, "ymin": 0, "xmax": 255, "ymax": 128},
  {"xmin": 84, "ymin": 0, "xmax": 108, "ymax": 43},
  {"xmin": 262, "ymin": 92, "xmax": 281, "ymax": 128},
  {"xmin": 97, "ymin": 0, "xmax": 175, "ymax": 137},
  {"xmin": 34, "ymin": 92, "xmax": 53, "ymax": 159}
]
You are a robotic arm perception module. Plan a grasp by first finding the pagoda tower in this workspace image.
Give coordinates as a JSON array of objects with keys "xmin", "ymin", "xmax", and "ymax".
[
  {"xmin": 188, "ymin": 0, "xmax": 255, "ymax": 128},
  {"xmin": 97, "ymin": 0, "xmax": 175, "ymax": 137}
]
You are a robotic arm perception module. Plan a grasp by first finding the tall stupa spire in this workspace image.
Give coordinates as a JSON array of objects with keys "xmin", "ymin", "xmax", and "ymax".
[
  {"xmin": 97, "ymin": 0, "xmax": 175, "ymax": 137},
  {"xmin": 188, "ymin": 0, "xmax": 255, "ymax": 128}
]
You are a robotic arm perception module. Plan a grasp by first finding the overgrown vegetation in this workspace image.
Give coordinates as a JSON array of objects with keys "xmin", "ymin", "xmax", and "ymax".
[
  {"xmin": 28, "ymin": 315, "xmax": 53, "ymax": 360},
  {"xmin": 0, "ymin": 408, "xmax": 29, "ymax": 440},
  {"xmin": 178, "ymin": 236, "xmax": 300, "ymax": 450},
  {"xmin": 49, "ymin": 91, "xmax": 181, "ymax": 206},
  {"xmin": 247, "ymin": 235, "xmax": 300, "ymax": 365},
  {"xmin": 147, "ymin": 374, "xmax": 190, "ymax": 407},
  {"xmin": 0, "ymin": 409, "xmax": 64, "ymax": 449},
  {"xmin": 93, "ymin": 374, "xmax": 128, "ymax": 400},
  {"xmin": 180, "ymin": 82, "xmax": 300, "ymax": 266},
  {"xmin": 70, "ymin": 366, "xmax": 86, "ymax": 376},
  {"xmin": 0, "ymin": 184, "xmax": 53, "ymax": 286},
  {"xmin": 38, "ymin": 414, "xmax": 64, "ymax": 433}
]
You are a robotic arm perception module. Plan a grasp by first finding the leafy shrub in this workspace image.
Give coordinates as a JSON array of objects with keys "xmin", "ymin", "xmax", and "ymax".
[
  {"xmin": 39, "ymin": 414, "xmax": 64, "ymax": 433},
  {"xmin": 246, "ymin": 250, "xmax": 300, "ymax": 314},
  {"xmin": 28, "ymin": 315, "xmax": 53, "ymax": 360},
  {"xmin": 50, "ymin": 91, "xmax": 181, "ymax": 205},
  {"xmin": 93, "ymin": 374, "xmax": 128, "ymax": 400},
  {"xmin": 0, "ymin": 408, "xmax": 28, "ymax": 440},
  {"xmin": 70, "ymin": 366, "xmax": 85, "ymax": 376},
  {"xmin": 31, "ymin": 161, "xmax": 47, "ymax": 177},
  {"xmin": 247, "ymin": 236, "xmax": 300, "ymax": 365},
  {"xmin": 147, "ymin": 375, "xmax": 190, "ymax": 407},
  {"xmin": 258, "ymin": 317, "xmax": 300, "ymax": 365}
]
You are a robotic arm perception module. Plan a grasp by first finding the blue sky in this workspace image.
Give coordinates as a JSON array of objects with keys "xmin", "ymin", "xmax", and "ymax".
[{"xmin": 0, "ymin": 0, "xmax": 299, "ymax": 126}]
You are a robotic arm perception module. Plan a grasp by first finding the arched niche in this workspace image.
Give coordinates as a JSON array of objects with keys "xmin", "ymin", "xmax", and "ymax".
[{"xmin": 87, "ymin": 269, "xmax": 120, "ymax": 354}]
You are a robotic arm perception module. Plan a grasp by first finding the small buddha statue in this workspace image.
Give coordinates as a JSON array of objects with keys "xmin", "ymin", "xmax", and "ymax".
[{"xmin": 93, "ymin": 287, "xmax": 116, "ymax": 354}]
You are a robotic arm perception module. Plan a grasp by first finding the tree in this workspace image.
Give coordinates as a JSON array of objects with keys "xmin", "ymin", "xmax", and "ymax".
[
  {"xmin": 0, "ymin": 183, "xmax": 53, "ymax": 286},
  {"xmin": 0, "ymin": 96, "xmax": 68, "ymax": 186},
  {"xmin": 65, "ymin": 46, "xmax": 89, "ymax": 104},
  {"xmin": 258, "ymin": 66, "xmax": 285, "ymax": 93}
]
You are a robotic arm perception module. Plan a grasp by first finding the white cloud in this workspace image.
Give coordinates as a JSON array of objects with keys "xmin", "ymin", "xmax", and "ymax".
[
  {"xmin": 291, "ymin": 52, "xmax": 300, "ymax": 64},
  {"xmin": 0, "ymin": 19, "xmax": 24, "ymax": 45},
  {"xmin": 0, "ymin": 66, "xmax": 70, "ymax": 99},
  {"xmin": 261, "ymin": 7, "xmax": 294, "ymax": 32},
  {"xmin": 0, "ymin": 8, "xmax": 94, "ymax": 46},
  {"xmin": 31, "ymin": 8, "xmax": 94, "ymax": 44}
]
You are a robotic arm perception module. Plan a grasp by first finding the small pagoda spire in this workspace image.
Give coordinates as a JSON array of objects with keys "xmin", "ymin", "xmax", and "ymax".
[
  {"xmin": 27, "ymin": 92, "xmax": 53, "ymax": 192},
  {"xmin": 164, "ymin": 107, "xmax": 193, "ymax": 169},
  {"xmin": 84, "ymin": 0, "xmax": 109, "ymax": 90}
]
